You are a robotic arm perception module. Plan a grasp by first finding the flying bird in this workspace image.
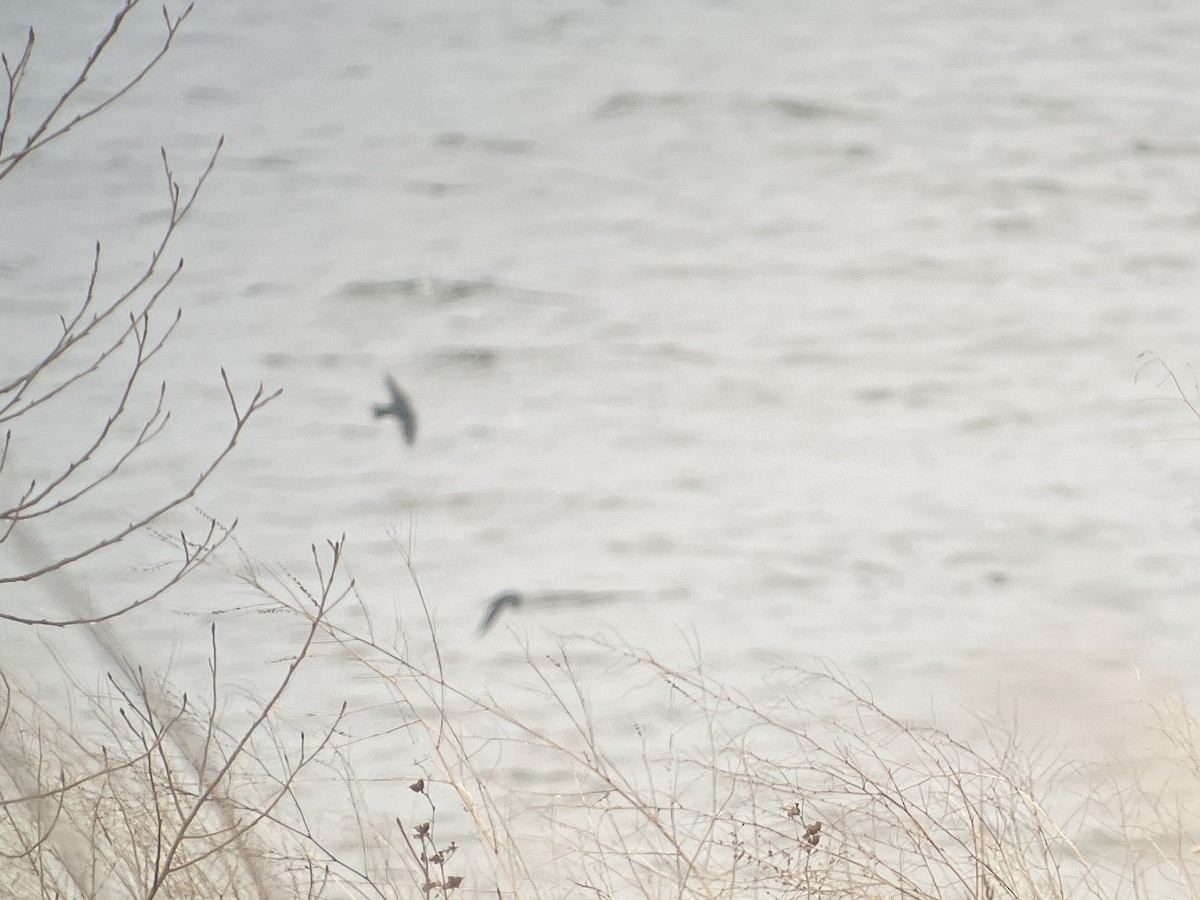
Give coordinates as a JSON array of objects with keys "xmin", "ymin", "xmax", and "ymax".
[
  {"xmin": 477, "ymin": 590, "xmax": 523, "ymax": 636},
  {"xmin": 372, "ymin": 374, "xmax": 417, "ymax": 445}
]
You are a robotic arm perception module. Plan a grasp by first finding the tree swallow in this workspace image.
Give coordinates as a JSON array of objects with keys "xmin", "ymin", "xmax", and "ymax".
[
  {"xmin": 373, "ymin": 374, "xmax": 417, "ymax": 445},
  {"xmin": 477, "ymin": 590, "xmax": 523, "ymax": 636}
]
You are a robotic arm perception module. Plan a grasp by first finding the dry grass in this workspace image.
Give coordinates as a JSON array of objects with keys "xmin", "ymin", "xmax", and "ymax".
[
  {"xmin": 7, "ymin": 547, "xmax": 1200, "ymax": 898},
  {"xmin": 0, "ymin": 542, "xmax": 345, "ymax": 898}
]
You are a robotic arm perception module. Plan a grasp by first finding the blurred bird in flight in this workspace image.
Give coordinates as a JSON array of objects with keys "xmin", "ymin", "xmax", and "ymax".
[
  {"xmin": 373, "ymin": 374, "xmax": 417, "ymax": 445},
  {"xmin": 477, "ymin": 590, "xmax": 523, "ymax": 635}
]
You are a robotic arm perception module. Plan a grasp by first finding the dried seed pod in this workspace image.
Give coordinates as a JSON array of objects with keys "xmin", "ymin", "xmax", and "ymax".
[{"xmin": 803, "ymin": 821, "xmax": 823, "ymax": 850}]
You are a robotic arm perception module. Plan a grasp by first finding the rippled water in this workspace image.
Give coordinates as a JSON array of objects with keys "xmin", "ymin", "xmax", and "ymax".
[{"xmin": 5, "ymin": 0, "xmax": 1200, "ymax": 816}]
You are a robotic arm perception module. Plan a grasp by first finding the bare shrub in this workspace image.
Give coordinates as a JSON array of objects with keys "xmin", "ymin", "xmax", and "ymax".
[
  {"xmin": 8, "ymin": 523, "xmax": 1199, "ymax": 899},
  {"xmin": 264, "ymin": 548, "xmax": 1200, "ymax": 900},
  {"xmin": 0, "ymin": 0, "xmax": 278, "ymax": 628},
  {"xmin": 0, "ymin": 542, "xmax": 349, "ymax": 898}
]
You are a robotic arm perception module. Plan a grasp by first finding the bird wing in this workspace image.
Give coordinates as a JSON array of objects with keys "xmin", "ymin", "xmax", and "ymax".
[
  {"xmin": 401, "ymin": 401, "xmax": 417, "ymax": 445},
  {"xmin": 477, "ymin": 591, "xmax": 520, "ymax": 635},
  {"xmin": 381, "ymin": 375, "xmax": 418, "ymax": 445},
  {"xmin": 384, "ymin": 374, "xmax": 404, "ymax": 406},
  {"xmin": 477, "ymin": 598, "xmax": 504, "ymax": 635}
]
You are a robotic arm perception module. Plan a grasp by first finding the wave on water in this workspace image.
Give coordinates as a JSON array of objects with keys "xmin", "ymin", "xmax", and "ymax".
[
  {"xmin": 592, "ymin": 91, "xmax": 857, "ymax": 122},
  {"xmin": 340, "ymin": 277, "xmax": 497, "ymax": 303},
  {"xmin": 1130, "ymin": 137, "xmax": 1200, "ymax": 157},
  {"xmin": 427, "ymin": 346, "xmax": 500, "ymax": 371},
  {"xmin": 433, "ymin": 131, "xmax": 537, "ymax": 155}
]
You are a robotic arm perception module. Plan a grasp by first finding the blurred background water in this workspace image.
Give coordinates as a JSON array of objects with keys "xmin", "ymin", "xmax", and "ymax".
[{"xmin": 4, "ymin": 0, "xmax": 1200, "ymax": 816}]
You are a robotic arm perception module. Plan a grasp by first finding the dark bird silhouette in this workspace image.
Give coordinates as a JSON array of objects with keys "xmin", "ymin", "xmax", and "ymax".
[
  {"xmin": 477, "ymin": 590, "xmax": 523, "ymax": 636},
  {"xmin": 372, "ymin": 374, "xmax": 417, "ymax": 445}
]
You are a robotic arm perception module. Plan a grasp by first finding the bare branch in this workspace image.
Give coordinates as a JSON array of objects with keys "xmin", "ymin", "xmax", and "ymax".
[
  {"xmin": 0, "ymin": 133, "xmax": 270, "ymax": 626},
  {"xmin": 144, "ymin": 541, "xmax": 344, "ymax": 898},
  {"xmin": 0, "ymin": 136, "xmax": 222, "ymax": 412},
  {"xmin": 0, "ymin": 28, "xmax": 34, "ymax": 159},
  {"xmin": 0, "ymin": 3, "xmax": 196, "ymax": 179}
]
